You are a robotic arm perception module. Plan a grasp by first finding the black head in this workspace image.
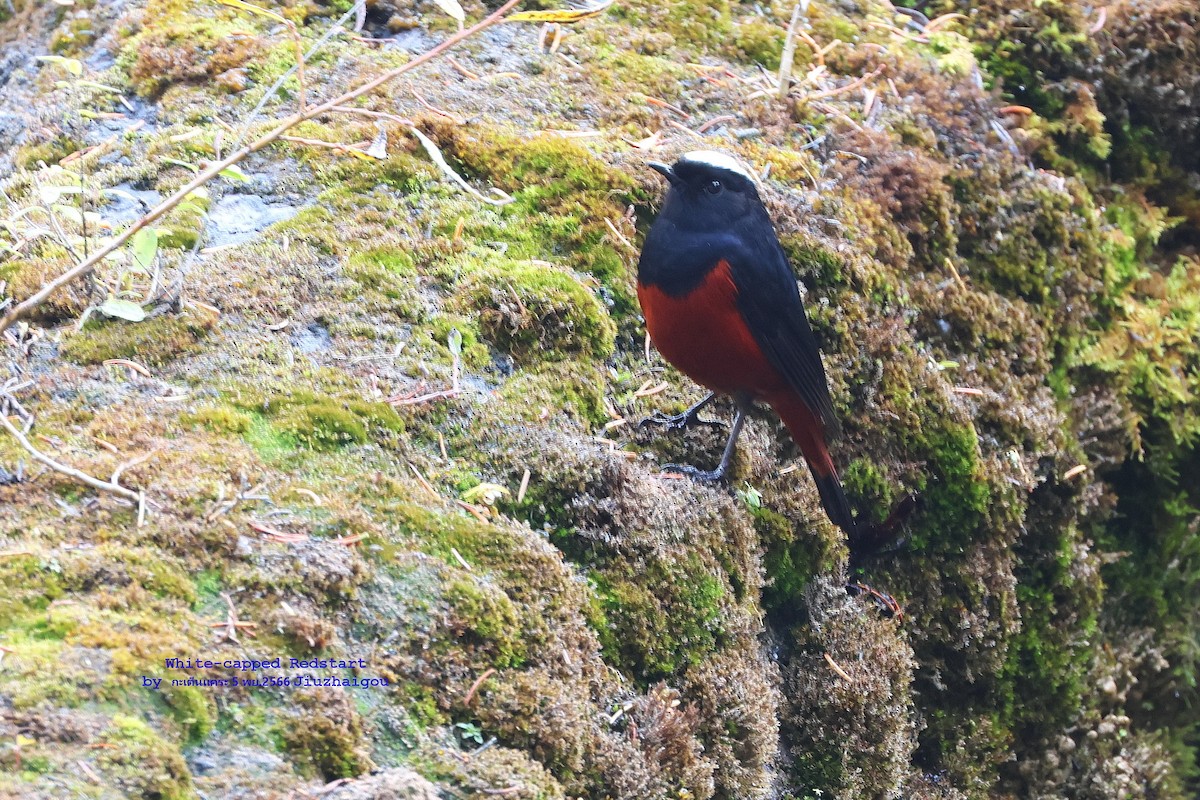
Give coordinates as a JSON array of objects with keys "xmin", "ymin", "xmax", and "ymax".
[{"xmin": 648, "ymin": 151, "xmax": 766, "ymax": 232}]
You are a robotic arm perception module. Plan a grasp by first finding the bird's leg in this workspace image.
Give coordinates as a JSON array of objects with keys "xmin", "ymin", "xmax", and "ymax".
[
  {"xmin": 640, "ymin": 391, "xmax": 724, "ymax": 431},
  {"xmin": 663, "ymin": 406, "xmax": 747, "ymax": 482}
]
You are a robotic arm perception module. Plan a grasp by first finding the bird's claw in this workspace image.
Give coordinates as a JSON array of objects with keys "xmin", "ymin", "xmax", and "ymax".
[
  {"xmin": 661, "ymin": 463, "xmax": 726, "ymax": 483},
  {"xmin": 639, "ymin": 410, "xmax": 726, "ymax": 431}
]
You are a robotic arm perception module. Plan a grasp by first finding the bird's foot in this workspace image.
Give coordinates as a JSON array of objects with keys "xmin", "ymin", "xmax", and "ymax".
[
  {"xmin": 639, "ymin": 409, "xmax": 726, "ymax": 432},
  {"xmin": 661, "ymin": 463, "xmax": 726, "ymax": 483},
  {"xmin": 846, "ymin": 582, "xmax": 903, "ymax": 621}
]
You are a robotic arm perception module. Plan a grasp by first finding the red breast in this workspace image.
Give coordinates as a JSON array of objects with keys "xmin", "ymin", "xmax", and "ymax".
[{"xmin": 637, "ymin": 259, "xmax": 787, "ymax": 399}]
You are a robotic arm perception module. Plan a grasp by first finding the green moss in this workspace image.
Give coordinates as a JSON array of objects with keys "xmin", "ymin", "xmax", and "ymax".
[
  {"xmin": 456, "ymin": 258, "xmax": 615, "ymax": 365},
  {"xmin": 228, "ymin": 386, "xmax": 405, "ymax": 453},
  {"xmin": 444, "ymin": 577, "xmax": 526, "ymax": 669},
  {"xmin": 61, "ymin": 311, "xmax": 216, "ymax": 367},
  {"xmin": 842, "ymin": 458, "xmax": 897, "ymax": 527},
  {"xmin": 424, "ymin": 313, "xmax": 490, "ymax": 370},
  {"xmin": 400, "ymin": 682, "xmax": 446, "ymax": 729},
  {"xmin": 909, "ymin": 421, "xmax": 990, "ymax": 551},
  {"xmin": 0, "ymin": 555, "xmax": 65, "ymax": 622},
  {"xmin": 125, "ymin": 1, "xmax": 259, "ymax": 97},
  {"xmin": 925, "ymin": 30, "xmax": 976, "ymax": 76},
  {"xmin": 345, "ymin": 246, "xmax": 417, "ymax": 291},
  {"xmin": 275, "ymin": 401, "xmax": 369, "ymax": 450},
  {"xmin": 729, "ymin": 16, "xmax": 784, "ymax": 69},
  {"xmin": 97, "ymin": 714, "xmax": 192, "ymax": 800},
  {"xmin": 426, "ymin": 122, "xmax": 645, "ymax": 298},
  {"xmin": 592, "ymin": 556, "xmax": 727, "ymax": 682},
  {"xmin": 162, "ymin": 684, "xmax": 214, "ymax": 744},
  {"xmin": 1080, "ymin": 258, "xmax": 1200, "ymax": 451},
  {"xmin": 281, "ymin": 689, "xmax": 373, "ymax": 781},
  {"xmin": 243, "ymin": 412, "xmax": 298, "ymax": 462},
  {"xmin": 158, "ymin": 200, "xmax": 207, "ymax": 250},
  {"xmin": 181, "ymin": 404, "xmax": 253, "ymax": 434},
  {"xmin": 50, "ymin": 14, "xmax": 97, "ymax": 56},
  {"xmin": 13, "ymin": 137, "xmax": 83, "ymax": 170},
  {"xmin": 756, "ymin": 506, "xmax": 821, "ymax": 613},
  {"xmin": 495, "ymin": 360, "xmax": 608, "ymax": 427}
]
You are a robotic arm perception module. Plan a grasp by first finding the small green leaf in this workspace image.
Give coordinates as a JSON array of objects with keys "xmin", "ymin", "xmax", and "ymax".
[
  {"xmin": 130, "ymin": 227, "xmax": 158, "ymax": 271},
  {"xmin": 98, "ymin": 298, "xmax": 147, "ymax": 322},
  {"xmin": 736, "ymin": 482, "xmax": 762, "ymax": 510},
  {"xmin": 461, "ymin": 483, "xmax": 507, "ymax": 505},
  {"xmin": 36, "ymin": 55, "xmax": 83, "ymax": 76},
  {"xmin": 219, "ymin": 164, "xmax": 250, "ymax": 182},
  {"xmin": 448, "ymin": 328, "xmax": 463, "ymax": 357}
]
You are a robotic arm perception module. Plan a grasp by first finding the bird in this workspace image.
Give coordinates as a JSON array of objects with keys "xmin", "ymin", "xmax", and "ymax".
[{"xmin": 636, "ymin": 150, "xmax": 858, "ymax": 537}]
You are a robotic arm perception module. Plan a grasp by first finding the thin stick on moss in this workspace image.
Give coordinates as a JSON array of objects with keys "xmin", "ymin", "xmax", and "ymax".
[
  {"xmin": 464, "ymin": 667, "xmax": 496, "ymax": 706},
  {"xmin": 0, "ymin": 0, "xmax": 524, "ymax": 336},
  {"xmin": 0, "ymin": 412, "xmax": 139, "ymax": 502},
  {"xmin": 777, "ymin": 2, "xmax": 803, "ymax": 101},
  {"xmin": 824, "ymin": 652, "xmax": 852, "ymax": 681},
  {"xmin": 803, "ymin": 65, "xmax": 886, "ymax": 103}
]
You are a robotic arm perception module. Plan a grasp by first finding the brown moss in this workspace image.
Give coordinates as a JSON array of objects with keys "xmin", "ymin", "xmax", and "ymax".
[
  {"xmin": 784, "ymin": 579, "xmax": 917, "ymax": 798},
  {"xmin": 4, "ymin": 256, "xmax": 89, "ymax": 323},
  {"xmin": 128, "ymin": 5, "xmax": 261, "ymax": 97}
]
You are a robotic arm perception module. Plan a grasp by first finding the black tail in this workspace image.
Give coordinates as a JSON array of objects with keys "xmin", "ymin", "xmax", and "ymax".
[{"xmin": 812, "ymin": 468, "xmax": 858, "ymax": 537}]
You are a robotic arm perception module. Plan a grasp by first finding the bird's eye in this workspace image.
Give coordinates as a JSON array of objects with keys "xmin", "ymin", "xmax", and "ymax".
[{"xmin": 705, "ymin": 179, "xmax": 723, "ymax": 195}]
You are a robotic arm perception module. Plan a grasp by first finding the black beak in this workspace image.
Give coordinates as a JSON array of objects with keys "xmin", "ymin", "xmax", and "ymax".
[{"xmin": 648, "ymin": 161, "xmax": 680, "ymax": 186}]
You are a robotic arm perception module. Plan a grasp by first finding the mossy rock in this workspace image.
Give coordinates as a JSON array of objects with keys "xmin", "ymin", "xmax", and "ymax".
[
  {"xmin": 227, "ymin": 386, "xmax": 405, "ymax": 452},
  {"xmin": 456, "ymin": 258, "xmax": 615, "ymax": 365},
  {"xmin": 443, "ymin": 577, "xmax": 526, "ymax": 669},
  {"xmin": 180, "ymin": 404, "xmax": 253, "ymax": 435},
  {"xmin": 124, "ymin": 2, "xmax": 261, "ymax": 97},
  {"xmin": 3, "ymin": 256, "xmax": 90, "ymax": 324},
  {"xmin": 281, "ymin": 687, "xmax": 374, "ymax": 781},
  {"xmin": 162, "ymin": 683, "xmax": 214, "ymax": 744},
  {"xmin": 591, "ymin": 556, "xmax": 727, "ymax": 682},
  {"xmin": 97, "ymin": 714, "xmax": 193, "ymax": 800},
  {"xmin": 494, "ymin": 359, "xmax": 608, "ymax": 427}
]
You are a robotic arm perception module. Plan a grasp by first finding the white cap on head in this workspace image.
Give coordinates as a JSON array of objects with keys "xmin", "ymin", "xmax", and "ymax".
[{"xmin": 677, "ymin": 150, "xmax": 758, "ymax": 183}]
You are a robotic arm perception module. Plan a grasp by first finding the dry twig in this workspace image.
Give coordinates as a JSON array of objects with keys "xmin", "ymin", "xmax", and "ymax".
[
  {"xmin": 0, "ymin": 412, "xmax": 139, "ymax": 502},
  {"xmin": 464, "ymin": 667, "xmax": 496, "ymax": 705}
]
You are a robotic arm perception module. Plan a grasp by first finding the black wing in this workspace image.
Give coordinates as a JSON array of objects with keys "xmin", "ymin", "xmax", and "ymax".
[{"xmin": 728, "ymin": 238, "xmax": 840, "ymax": 439}]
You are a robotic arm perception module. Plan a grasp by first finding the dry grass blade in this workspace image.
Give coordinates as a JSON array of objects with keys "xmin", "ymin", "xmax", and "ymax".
[
  {"xmin": 0, "ymin": 0, "xmax": 524, "ymax": 336},
  {"xmin": 824, "ymin": 652, "xmax": 852, "ymax": 681},
  {"xmin": 409, "ymin": 127, "xmax": 514, "ymax": 205},
  {"xmin": 507, "ymin": 0, "xmax": 615, "ymax": 24}
]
